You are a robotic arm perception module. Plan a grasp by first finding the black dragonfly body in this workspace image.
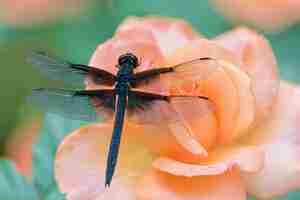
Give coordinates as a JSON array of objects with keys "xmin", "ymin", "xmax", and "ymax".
[{"xmin": 28, "ymin": 51, "xmax": 218, "ymax": 187}]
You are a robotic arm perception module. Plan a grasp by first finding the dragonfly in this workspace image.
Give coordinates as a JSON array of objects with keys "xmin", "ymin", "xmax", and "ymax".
[{"xmin": 28, "ymin": 51, "xmax": 218, "ymax": 187}]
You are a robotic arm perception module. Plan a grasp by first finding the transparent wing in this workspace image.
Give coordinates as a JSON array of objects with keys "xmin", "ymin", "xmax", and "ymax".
[
  {"xmin": 132, "ymin": 57, "xmax": 219, "ymax": 90},
  {"xmin": 27, "ymin": 51, "xmax": 116, "ymax": 86},
  {"xmin": 127, "ymin": 89, "xmax": 210, "ymax": 125},
  {"xmin": 27, "ymin": 88, "xmax": 116, "ymax": 121}
]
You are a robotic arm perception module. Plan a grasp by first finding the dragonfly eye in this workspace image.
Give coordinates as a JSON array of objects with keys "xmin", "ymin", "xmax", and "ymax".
[{"xmin": 118, "ymin": 53, "xmax": 139, "ymax": 68}]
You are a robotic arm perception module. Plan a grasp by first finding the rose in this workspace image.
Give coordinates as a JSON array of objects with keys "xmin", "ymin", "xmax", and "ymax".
[
  {"xmin": 0, "ymin": 0, "xmax": 88, "ymax": 27},
  {"xmin": 54, "ymin": 16, "xmax": 300, "ymax": 200},
  {"xmin": 5, "ymin": 118, "xmax": 41, "ymax": 176},
  {"xmin": 211, "ymin": 0, "xmax": 300, "ymax": 32}
]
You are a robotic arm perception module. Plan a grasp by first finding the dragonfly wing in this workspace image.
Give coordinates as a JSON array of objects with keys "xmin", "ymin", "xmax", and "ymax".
[
  {"xmin": 28, "ymin": 51, "xmax": 116, "ymax": 86},
  {"xmin": 131, "ymin": 57, "xmax": 220, "ymax": 90},
  {"xmin": 127, "ymin": 90, "xmax": 215, "ymax": 156},
  {"xmin": 28, "ymin": 88, "xmax": 116, "ymax": 121},
  {"xmin": 127, "ymin": 89, "xmax": 209, "ymax": 125}
]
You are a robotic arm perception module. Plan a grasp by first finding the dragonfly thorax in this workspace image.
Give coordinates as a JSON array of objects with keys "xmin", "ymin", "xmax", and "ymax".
[
  {"xmin": 116, "ymin": 53, "xmax": 139, "ymax": 83},
  {"xmin": 116, "ymin": 73, "xmax": 132, "ymax": 83}
]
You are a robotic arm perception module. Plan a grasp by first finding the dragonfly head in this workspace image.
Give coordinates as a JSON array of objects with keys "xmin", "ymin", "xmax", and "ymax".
[{"xmin": 117, "ymin": 53, "xmax": 139, "ymax": 69}]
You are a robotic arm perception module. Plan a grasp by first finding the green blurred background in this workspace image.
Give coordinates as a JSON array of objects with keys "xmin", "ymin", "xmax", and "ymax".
[{"xmin": 1, "ymin": 0, "xmax": 300, "ymax": 166}]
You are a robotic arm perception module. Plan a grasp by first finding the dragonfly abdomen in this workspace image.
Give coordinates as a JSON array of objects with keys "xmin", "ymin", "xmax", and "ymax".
[{"xmin": 105, "ymin": 90, "xmax": 127, "ymax": 187}]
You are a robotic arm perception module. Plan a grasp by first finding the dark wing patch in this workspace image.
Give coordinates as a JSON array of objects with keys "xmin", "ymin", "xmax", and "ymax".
[
  {"xmin": 28, "ymin": 88, "xmax": 116, "ymax": 121},
  {"xmin": 131, "ymin": 57, "xmax": 218, "ymax": 90},
  {"xmin": 127, "ymin": 89, "xmax": 209, "ymax": 124},
  {"xmin": 27, "ymin": 51, "xmax": 116, "ymax": 86}
]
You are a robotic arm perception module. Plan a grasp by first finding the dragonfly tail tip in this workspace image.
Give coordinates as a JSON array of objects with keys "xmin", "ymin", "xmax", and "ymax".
[{"xmin": 105, "ymin": 181, "xmax": 111, "ymax": 188}]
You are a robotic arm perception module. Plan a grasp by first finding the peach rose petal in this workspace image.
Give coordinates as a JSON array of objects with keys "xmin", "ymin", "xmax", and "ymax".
[
  {"xmin": 219, "ymin": 60, "xmax": 255, "ymax": 139},
  {"xmin": 116, "ymin": 16, "xmax": 202, "ymax": 57},
  {"xmin": 133, "ymin": 100, "xmax": 213, "ymax": 157},
  {"xmin": 153, "ymin": 146, "xmax": 264, "ymax": 176},
  {"xmin": 0, "ymin": 0, "xmax": 87, "ymax": 27},
  {"xmin": 126, "ymin": 97, "xmax": 209, "ymax": 156},
  {"xmin": 169, "ymin": 98, "xmax": 218, "ymax": 151},
  {"xmin": 131, "ymin": 89, "xmax": 217, "ymax": 157},
  {"xmin": 55, "ymin": 124, "xmax": 153, "ymax": 200},
  {"xmin": 240, "ymin": 82, "xmax": 300, "ymax": 199},
  {"xmin": 211, "ymin": 0, "xmax": 300, "ymax": 32},
  {"xmin": 214, "ymin": 27, "xmax": 279, "ymax": 127},
  {"xmin": 5, "ymin": 118, "xmax": 41, "ymax": 176},
  {"xmin": 198, "ymin": 66, "xmax": 239, "ymax": 145},
  {"xmin": 137, "ymin": 124, "xmax": 208, "ymax": 163},
  {"xmin": 137, "ymin": 169, "xmax": 246, "ymax": 200},
  {"xmin": 168, "ymin": 39, "xmax": 240, "ymax": 143},
  {"xmin": 167, "ymin": 121, "xmax": 208, "ymax": 156}
]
